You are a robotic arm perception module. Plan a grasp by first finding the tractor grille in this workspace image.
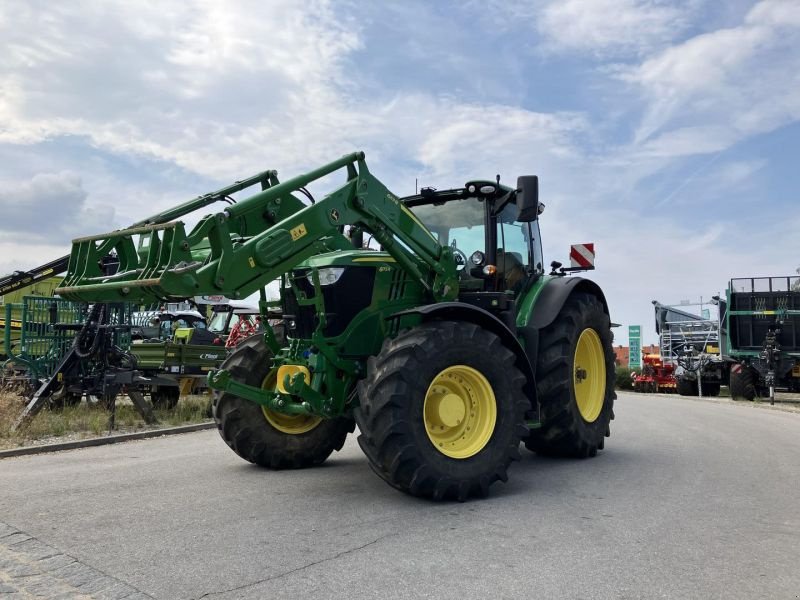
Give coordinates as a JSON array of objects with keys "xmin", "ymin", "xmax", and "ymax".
[{"xmin": 282, "ymin": 267, "xmax": 376, "ymax": 339}]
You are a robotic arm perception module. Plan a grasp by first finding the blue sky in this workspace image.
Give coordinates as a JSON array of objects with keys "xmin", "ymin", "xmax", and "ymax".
[{"xmin": 1, "ymin": 0, "xmax": 798, "ymax": 345}]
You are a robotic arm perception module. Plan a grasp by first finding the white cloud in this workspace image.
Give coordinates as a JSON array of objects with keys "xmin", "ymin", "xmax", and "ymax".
[
  {"xmin": 0, "ymin": 172, "xmax": 115, "ymax": 244},
  {"xmin": 0, "ymin": 1, "xmax": 363, "ymax": 176},
  {"xmin": 0, "ymin": 1, "xmax": 590, "ymax": 189},
  {"xmin": 532, "ymin": 0, "xmax": 697, "ymax": 57},
  {"xmin": 623, "ymin": 0, "xmax": 800, "ymax": 153}
]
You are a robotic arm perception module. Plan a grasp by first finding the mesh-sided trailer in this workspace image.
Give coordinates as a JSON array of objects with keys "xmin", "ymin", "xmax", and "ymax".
[
  {"xmin": 724, "ymin": 276, "xmax": 800, "ymax": 401},
  {"xmin": 2, "ymin": 297, "xmax": 130, "ymax": 400},
  {"xmin": 654, "ymin": 301, "xmax": 727, "ymax": 396},
  {"xmin": 0, "ymin": 276, "xmax": 64, "ymax": 359},
  {"xmin": 2, "ymin": 297, "xmax": 87, "ymax": 386}
]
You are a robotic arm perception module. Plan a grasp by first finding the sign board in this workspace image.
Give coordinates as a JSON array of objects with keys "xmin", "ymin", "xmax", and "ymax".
[
  {"xmin": 628, "ymin": 325, "xmax": 642, "ymax": 369},
  {"xmin": 569, "ymin": 243, "xmax": 595, "ymax": 268}
]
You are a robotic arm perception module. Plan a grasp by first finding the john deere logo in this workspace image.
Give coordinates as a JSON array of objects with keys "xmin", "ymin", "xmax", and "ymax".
[
  {"xmin": 330, "ymin": 209, "xmax": 340, "ymax": 222},
  {"xmin": 200, "ymin": 353, "xmax": 221, "ymax": 360}
]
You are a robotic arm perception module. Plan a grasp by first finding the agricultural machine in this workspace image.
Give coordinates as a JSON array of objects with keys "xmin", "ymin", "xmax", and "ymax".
[
  {"xmin": 0, "ymin": 276, "xmax": 64, "ymax": 360},
  {"xmin": 653, "ymin": 300, "xmax": 726, "ymax": 396},
  {"xmin": 631, "ymin": 353, "xmax": 676, "ymax": 393},
  {"xmin": 55, "ymin": 151, "xmax": 616, "ymax": 500},
  {"xmin": 3, "ymin": 191, "xmax": 259, "ymax": 423},
  {"xmin": 723, "ymin": 276, "xmax": 800, "ymax": 403},
  {"xmin": 3, "ymin": 292, "xmax": 228, "ymax": 419}
]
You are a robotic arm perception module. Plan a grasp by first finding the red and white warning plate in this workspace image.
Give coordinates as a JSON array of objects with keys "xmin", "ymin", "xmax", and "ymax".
[{"xmin": 570, "ymin": 243, "xmax": 595, "ymax": 268}]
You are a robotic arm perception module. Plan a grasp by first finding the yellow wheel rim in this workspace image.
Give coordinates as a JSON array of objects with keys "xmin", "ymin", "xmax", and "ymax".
[
  {"xmin": 260, "ymin": 370, "xmax": 322, "ymax": 435},
  {"xmin": 423, "ymin": 365, "xmax": 496, "ymax": 459},
  {"xmin": 573, "ymin": 328, "xmax": 606, "ymax": 423}
]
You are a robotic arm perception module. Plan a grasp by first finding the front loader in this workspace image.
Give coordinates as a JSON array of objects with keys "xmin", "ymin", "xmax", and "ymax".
[{"xmin": 57, "ymin": 152, "xmax": 616, "ymax": 500}]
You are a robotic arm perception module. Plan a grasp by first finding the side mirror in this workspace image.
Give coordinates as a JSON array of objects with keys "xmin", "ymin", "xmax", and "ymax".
[{"xmin": 516, "ymin": 175, "xmax": 539, "ymax": 222}]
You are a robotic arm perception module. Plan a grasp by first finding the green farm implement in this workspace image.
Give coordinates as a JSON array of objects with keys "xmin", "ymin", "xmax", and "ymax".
[
  {"xmin": 0, "ymin": 276, "xmax": 64, "ymax": 360},
  {"xmin": 723, "ymin": 276, "xmax": 800, "ymax": 403},
  {"xmin": 56, "ymin": 151, "xmax": 616, "ymax": 500},
  {"xmin": 5, "ymin": 295, "xmax": 228, "ymax": 419}
]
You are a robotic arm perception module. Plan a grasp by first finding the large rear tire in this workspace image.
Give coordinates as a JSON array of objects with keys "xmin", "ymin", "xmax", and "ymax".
[
  {"xmin": 526, "ymin": 292, "xmax": 615, "ymax": 458},
  {"xmin": 212, "ymin": 332, "xmax": 354, "ymax": 469},
  {"xmin": 729, "ymin": 364, "xmax": 756, "ymax": 401},
  {"xmin": 355, "ymin": 321, "xmax": 529, "ymax": 501}
]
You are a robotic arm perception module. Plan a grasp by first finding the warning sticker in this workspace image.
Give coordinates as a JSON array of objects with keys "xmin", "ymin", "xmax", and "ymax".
[{"xmin": 290, "ymin": 223, "xmax": 308, "ymax": 241}]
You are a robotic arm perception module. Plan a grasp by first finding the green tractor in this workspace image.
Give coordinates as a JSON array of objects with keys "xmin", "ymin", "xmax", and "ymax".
[{"xmin": 56, "ymin": 152, "xmax": 615, "ymax": 500}]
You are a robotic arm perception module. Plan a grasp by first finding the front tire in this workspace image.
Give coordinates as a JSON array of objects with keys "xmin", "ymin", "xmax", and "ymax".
[
  {"xmin": 676, "ymin": 376, "xmax": 698, "ymax": 397},
  {"xmin": 526, "ymin": 292, "xmax": 615, "ymax": 458},
  {"xmin": 730, "ymin": 364, "xmax": 757, "ymax": 401},
  {"xmin": 212, "ymin": 333, "xmax": 353, "ymax": 469},
  {"xmin": 355, "ymin": 321, "xmax": 529, "ymax": 501}
]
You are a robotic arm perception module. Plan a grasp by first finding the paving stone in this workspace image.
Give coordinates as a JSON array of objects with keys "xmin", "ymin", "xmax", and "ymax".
[
  {"xmin": 19, "ymin": 573, "xmax": 60, "ymax": 596},
  {"xmin": 5, "ymin": 560, "xmax": 40, "ymax": 578},
  {"xmin": 45, "ymin": 593, "xmax": 91, "ymax": 600},
  {"xmin": 77, "ymin": 574, "xmax": 120, "ymax": 594},
  {"xmin": 54, "ymin": 561, "xmax": 98, "ymax": 588},
  {"xmin": 0, "ymin": 523, "xmax": 18, "ymax": 538},
  {"xmin": 1, "ymin": 532, "xmax": 32, "ymax": 546},
  {"xmin": 122, "ymin": 592, "xmax": 156, "ymax": 600},
  {"xmin": 93, "ymin": 581, "xmax": 141, "ymax": 599},
  {"xmin": 0, "ymin": 555, "xmax": 22, "ymax": 570},
  {"xmin": 0, "ymin": 521, "xmax": 150, "ymax": 599},
  {"xmin": 10, "ymin": 538, "xmax": 59, "ymax": 561},
  {"xmin": 36, "ymin": 554, "xmax": 76, "ymax": 573}
]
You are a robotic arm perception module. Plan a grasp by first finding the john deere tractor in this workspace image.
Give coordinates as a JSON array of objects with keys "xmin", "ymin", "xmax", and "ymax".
[{"xmin": 57, "ymin": 152, "xmax": 615, "ymax": 500}]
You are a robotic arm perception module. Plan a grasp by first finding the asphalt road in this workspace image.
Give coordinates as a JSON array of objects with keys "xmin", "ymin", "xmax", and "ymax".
[{"xmin": 1, "ymin": 391, "xmax": 799, "ymax": 600}]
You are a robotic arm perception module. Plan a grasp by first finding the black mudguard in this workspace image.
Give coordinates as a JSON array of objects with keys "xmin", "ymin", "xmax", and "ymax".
[
  {"xmin": 528, "ymin": 277, "xmax": 609, "ymax": 330},
  {"xmin": 520, "ymin": 277, "xmax": 609, "ymax": 374},
  {"xmin": 394, "ymin": 302, "xmax": 538, "ymax": 409}
]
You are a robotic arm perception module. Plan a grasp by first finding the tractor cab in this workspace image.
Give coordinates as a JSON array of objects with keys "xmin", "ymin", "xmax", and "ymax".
[{"xmin": 401, "ymin": 178, "xmax": 544, "ymax": 297}]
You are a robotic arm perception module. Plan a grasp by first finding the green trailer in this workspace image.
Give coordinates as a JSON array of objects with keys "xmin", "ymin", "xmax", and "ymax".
[
  {"xmin": 0, "ymin": 277, "xmax": 63, "ymax": 360},
  {"xmin": 2, "ymin": 296, "xmax": 109, "ymax": 403},
  {"xmin": 56, "ymin": 151, "xmax": 616, "ymax": 500},
  {"xmin": 130, "ymin": 333, "xmax": 227, "ymax": 407},
  {"xmin": 724, "ymin": 276, "xmax": 800, "ymax": 402}
]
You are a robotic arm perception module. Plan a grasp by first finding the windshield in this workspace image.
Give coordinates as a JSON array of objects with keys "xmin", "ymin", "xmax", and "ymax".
[
  {"xmin": 410, "ymin": 196, "xmax": 542, "ymax": 291},
  {"xmin": 410, "ymin": 197, "xmax": 485, "ymax": 257},
  {"xmin": 208, "ymin": 311, "xmax": 231, "ymax": 333}
]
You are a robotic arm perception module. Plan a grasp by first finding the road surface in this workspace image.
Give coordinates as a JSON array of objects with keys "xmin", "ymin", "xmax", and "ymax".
[{"xmin": 1, "ymin": 391, "xmax": 799, "ymax": 599}]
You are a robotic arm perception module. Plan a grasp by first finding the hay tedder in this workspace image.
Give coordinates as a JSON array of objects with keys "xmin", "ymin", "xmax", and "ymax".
[{"xmin": 55, "ymin": 152, "xmax": 616, "ymax": 500}]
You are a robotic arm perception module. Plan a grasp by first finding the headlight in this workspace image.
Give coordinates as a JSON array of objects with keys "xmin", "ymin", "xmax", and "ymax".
[
  {"xmin": 470, "ymin": 251, "xmax": 485, "ymax": 266},
  {"xmin": 307, "ymin": 267, "xmax": 345, "ymax": 286}
]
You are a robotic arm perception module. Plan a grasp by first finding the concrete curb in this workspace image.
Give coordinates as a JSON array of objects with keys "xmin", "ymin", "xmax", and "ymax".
[{"xmin": 0, "ymin": 422, "xmax": 216, "ymax": 459}]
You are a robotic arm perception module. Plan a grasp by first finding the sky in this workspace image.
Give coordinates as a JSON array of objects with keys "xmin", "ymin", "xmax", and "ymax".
[{"xmin": 0, "ymin": 0, "xmax": 798, "ymax": 345}]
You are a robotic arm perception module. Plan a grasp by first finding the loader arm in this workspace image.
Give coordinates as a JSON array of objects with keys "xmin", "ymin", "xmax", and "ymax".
[
  {"xmin": 2, "ymin": 171, "xmax": 279, "ymax": 297},
  {"xmin": 56, "ymin": 152, "xmax": 458, "ymax": 304}
]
